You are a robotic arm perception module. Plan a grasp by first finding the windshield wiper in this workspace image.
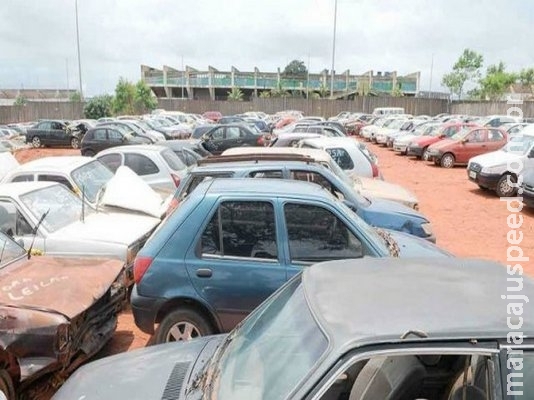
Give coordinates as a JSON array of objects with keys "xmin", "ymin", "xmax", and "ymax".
[{"xmin": 27, "ymin": 209, "xmax": 50, "ymax": 259}]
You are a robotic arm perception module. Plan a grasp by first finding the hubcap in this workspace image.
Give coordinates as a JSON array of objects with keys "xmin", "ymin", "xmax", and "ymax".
[
  {"xmin": 499, "ymin": 178, "xmax": 514, "ymax": 196},
  {"xmin": 32, "ymin": 137, "xmax": 40, "ymax": 147},
  {"xmin": 166, "ymin": 322, "xmax": 201, "ymax": 342},
  {"xmin": 71, "ymin": 138, "xmax": 79, "ymax": 149},
  {"xmin": 423, "ymin": 150, "xmax": 429, "ymax": 161},
  {"xmin": 442, "ymin": 155, "xmax": 453, "ymax": 168}
]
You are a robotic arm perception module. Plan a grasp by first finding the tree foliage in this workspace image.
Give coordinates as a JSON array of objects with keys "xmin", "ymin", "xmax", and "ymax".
[
  {"xmin": 113, "ymin": 77, "xmax": 136, "ymax": 115},
  {"xmin": 519, "ymin": 68, "xmax": 534, "ymax": 96},
  {"xmin": 69, "ymin": 91, "xmax": 82, "ymax": 102},
  {"xmin": 441, "ymin": 49, "xmax": 483, "ymax": 99},
  {"xmin": 283, "ymin": 59, "xmax": 308, "ymax": 76},
  {"xmin": 269, "ymin": 81, "xmax": 290, "ymax": 98},
  {"xmin": 14, "ymin": 95, "xmax": 27, "ymax": 106},
  {"xmin": 83, "ymin": 94, "xmax": 113, "ymax": 119},
  {"xmin": 134, "ymin": 80, "xmax": 158, "ymax": 112},
  {"xmin": 227, "ymin": 86, "xmax": 244, "ymax": 101},
  {"xmin": 478, "ymin": 62, "xmax": 517, "ymax": 100}
]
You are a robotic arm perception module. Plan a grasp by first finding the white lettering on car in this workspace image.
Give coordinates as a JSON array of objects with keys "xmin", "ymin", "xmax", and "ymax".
[{"xmin": 2, "ymin": 276, "xmax": 69, "ymax": 301}]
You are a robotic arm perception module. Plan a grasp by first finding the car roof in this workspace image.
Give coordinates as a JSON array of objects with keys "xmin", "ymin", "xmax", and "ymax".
[
  {"xmin": 97, "ymin": 145, "xmax": 168, "ymax": 154},
  {"xmin": 190, "ymin": 159, "xmax": 328, "ymax": 173},
  {"xmin": 222, "ymin": 146, "xmax": 332, "ymax": 162},
  {"xmin": 304, "ymin": 258, "xmax": 533, "ymax": 351},
  {"xmin": 197, "ymin": 177, "xmax": 332, "ymax": 199},
  {"xmin": 301, "ymin": 136, "xmax": 360, "ymax": 148},
  {"xmin": 6, "ymin": 156, "xmax": 92, "ymax": 173},
  {"xmin": 0, "ymin": 181, "xmax": 57, "ymax": 196}
]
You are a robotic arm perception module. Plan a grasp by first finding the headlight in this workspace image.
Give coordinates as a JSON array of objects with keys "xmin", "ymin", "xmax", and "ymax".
[
  {"xmin": 421, "ymin": 222, "xmax": 433, "ymax": 236},
  {"xmin": 481, "ymin": 165, "xmax": 506, "ymax": 174},
  {"xmin": 409, "ymin": 142, "xmax": 419, "ymax": 148}
]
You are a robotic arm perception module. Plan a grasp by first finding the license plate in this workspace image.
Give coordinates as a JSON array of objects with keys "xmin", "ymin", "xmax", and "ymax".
[{"xmin": 469, "ymin": 170, "xmax": 477, "ymax": 179}]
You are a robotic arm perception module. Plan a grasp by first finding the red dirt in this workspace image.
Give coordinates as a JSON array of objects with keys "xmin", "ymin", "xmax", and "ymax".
[{"xmin": 13, "ymin": 144, "xmax": 534, "ymax": 398}]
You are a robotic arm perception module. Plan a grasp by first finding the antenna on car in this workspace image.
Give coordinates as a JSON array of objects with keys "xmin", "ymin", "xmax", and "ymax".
[{"xmin": 27, "ymin": 208, "xmax": 50, "ymax": 259}]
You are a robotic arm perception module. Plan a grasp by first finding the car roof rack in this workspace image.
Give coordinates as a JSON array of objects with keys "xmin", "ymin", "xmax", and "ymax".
[{"xmin": 197, "ymin": 153, "xmax": 317, "ymax": 165}]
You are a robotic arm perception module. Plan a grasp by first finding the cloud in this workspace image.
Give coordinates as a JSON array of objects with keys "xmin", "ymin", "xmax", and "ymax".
[{"xmin": 0, "ymin": 0, "xmax": 532, "ymax": 95}]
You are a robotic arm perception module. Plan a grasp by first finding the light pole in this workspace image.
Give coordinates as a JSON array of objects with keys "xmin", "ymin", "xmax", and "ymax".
[
  {"xmin": 75, "ymin": 0, "xmax": 83, "ymax": 100},
  {"xmin": 429, "ymin": 53, "xmax": 434, "ymax": 93},
  {"xmin": 330, "ymin": 0, "xmax": 338, "ymax": 99}
]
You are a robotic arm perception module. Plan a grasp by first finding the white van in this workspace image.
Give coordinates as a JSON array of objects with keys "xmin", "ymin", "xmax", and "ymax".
[
  {"xmin": 467, "ymin": 125, "xmax": 534, "ymax": 197},
  {"xmin": 372, "ymin": 107, "xmax": 405, "ymax": 117}
]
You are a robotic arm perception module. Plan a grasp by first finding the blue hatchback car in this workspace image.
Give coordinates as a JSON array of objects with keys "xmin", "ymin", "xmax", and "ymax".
[{"xmin": 132, "ymin": 178, "xmax": 450, "ymax": 344}]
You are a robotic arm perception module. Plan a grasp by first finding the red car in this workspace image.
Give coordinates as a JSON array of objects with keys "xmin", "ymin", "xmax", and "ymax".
[
  {"xmin": 406, "ymin": 122, "xmax": 478, "ymax": 160},
  {"xmin": 426, "ymin": 127, "xmax": 508, "ymax": 168},
  {"xmin": 202, "ymin": 111, "xmax": 223, "ymax": 122}
]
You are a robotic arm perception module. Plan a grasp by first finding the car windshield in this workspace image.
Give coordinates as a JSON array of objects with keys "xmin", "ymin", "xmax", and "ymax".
[
  {"xmin": 161, "ymin": 148, "xmax": 186, "ymax": 171},
  {"xmin": 71, "ymin": 160, "xmax": 114, "ymax": 203},
  {"xmin": 0, "ymin": 231, "xmax": 26, "ymax": 267},
  {"xmin": 145, "ymin": 119, "xmax": 161, "ymax": 128},
  {"xmin": 156, "ymin": 119, "xmax": 172, "ymax": 127},
  {"xmin": 136, "ymin": 120, "xmax": 152, "ymax": 131},
  {"xmin": 212, "ymin": 276, "xmax": 327, "ymax": 400},
  {"xmin": 502, "ymin": 135, "xmax": 534, "ymax": 155},
  {"xmin": 451, "ymin": 127, "xmax": 473, "ymax": 140},
  {"xmin": 422, "ymin": 124, "xmax": 440, "ymax": 135},
  {"xmin": 20, "ymin": 185, "xmax": 91, "ymax": 233},
  {"xmin": 388, "ymin": 119, "xmax": 405, "ymax": 129}
]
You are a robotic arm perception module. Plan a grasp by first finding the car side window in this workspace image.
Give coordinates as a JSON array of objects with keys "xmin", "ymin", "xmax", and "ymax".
[
  {"xmin": 249, "ymin": 170, "xmax": 283, "ymax": 179},
  {"xmin": 39, "ymin": 121, "xmax": 51, "ymax": 130},
  {"xmin": 201, "ymin": 201, "xmax": 277, "ymax": 260},
  {"xmin": 225, "ymin": 127, "xmax": 240, "ymax": 139},
  {"xmin": 37, "ymin": 175, "xmax": 75, "ymax": 191},
  {"xmin": 326, "ymin": 148, "xmax": 355, "ymax": 170},
  {"xmin": 469, "ymin": 130, "xmax": 485, "ymax": 142},
  {"xmin": 507, "ymin": 349, "xmax": 534, "ymax": 397},
  {"xmin": 211, "ymin": 127, "xmax": 224, "ymax": 140},
  {"xmin": 51, "ymin": 122, "xmax": 63, "ymax": 130},
  {"xmin": 0, "ymin": 201, "xmax": 33, "ymax": 237},
  {"xmin": 92, "ymin": 129, "xmax": 107, "ymax": 141},
  {"xmin": 488, "ymin": 130, "xmax": 504, "ymax": 141},
  {"xmin": 98, "ymin": 153, "xmax": 122, "ymax": 173},
  {"xmin": 124, "ymin": 153, "xmax": 159, "ymax": 176},
  {"xmin": 11, "ymin": 174, "xmax": 34, "ymax": 182},
  {"xmin": 284, "ymin": 203, "xmax": 362, "ymax": 263},
  {"xmin": 107, "ymin": 129, "xmax": 123, "ymax": 141}
]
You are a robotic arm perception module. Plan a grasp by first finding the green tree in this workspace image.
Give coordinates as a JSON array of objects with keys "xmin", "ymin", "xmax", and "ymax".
[
  {"xmin": 259, "ymin": 91, "xmax": 271, "ymax": 98},
  {"xmin": 134, "ymin": 80, "xmax": 157, "ymax": 113},
  {"xmin": 478, "ymin": 62, "xmax": 517, "ymax": 100},
  {"xmin": 441, "ymin": 48, "xmax": 483, "ymax": 99},
  {"xmin": 270, "ymin": 81, "xmax": 290, "ymax": 98},
  {"xmin": 283, "ymin": 59, "xmax": 308, "ymax": 76},
  {"xmin": 227, "ymin": 86, "xmax": 244, "ymax": 101},
  {"xmin": 83, "ymin": 94, "xmax": 113, "ymax": 119},
  {"xmin": 318, "ymin": 83, "xmax": 329, "ymax": 98},
  {"xmin": 113, "ymin": 77, "xmax": 136, "ymax": 115},
  {"xmin": 69, "ymin": 91, "xmax": 82, "ymax": 102},
  {"xmin": 14, "ymin": 95, "xmax": 27, "ymax": 106},
  {"xmin": 519, "ymin": 68, "xmax": 534, "ymax": 97}
]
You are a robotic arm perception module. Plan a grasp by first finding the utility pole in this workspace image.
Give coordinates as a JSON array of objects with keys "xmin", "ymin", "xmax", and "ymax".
[
  {"xmin": 429, "ymin": 53, "xmax": 434, "ymax": 93},
  {"xmin": 330, "ymin": 0, "xmax": 338, "ymax": 99},
  {"xmin": 181, "ymin": 55, "xmax": 185, "ymax": 99},
  {"xmin": 66, "ymin": 58, "xmax": 70, "ymax": 91},
  {"xmin": 75, "ymin": 0, "xmax": 83, "ymax": 99}
]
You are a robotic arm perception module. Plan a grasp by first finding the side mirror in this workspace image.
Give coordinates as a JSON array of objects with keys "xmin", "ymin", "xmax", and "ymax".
[
  {"xmin": 461, "ymin": 138, "xmax": 468, "ymax": 144},
  {"xmin": 529, "ymin": 148, "xmax": 534, "ymax": 158}
]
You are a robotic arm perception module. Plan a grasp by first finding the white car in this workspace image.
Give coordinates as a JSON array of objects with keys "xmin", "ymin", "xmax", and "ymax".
[
  {"xmin": 393, "ymin": 123, "xmax": 441, "ymax": 154},
  {"xmin": 0, "ymin": 182, "xmax": 160, "ymax": 281},
  {"xmin": 297, "ymin": 136, "xmax": 379, "ymax": 178},
  {"xmin": 96, "ymin": 145, "xmax": 188, "ymax": 196}
]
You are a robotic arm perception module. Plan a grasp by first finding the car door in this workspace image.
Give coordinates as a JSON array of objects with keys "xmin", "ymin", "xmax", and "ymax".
[
  {"xmin": 221, "ymin": 126, "xmax": 242, "ymax": 151},
  {"xmin": 486, "ymin": 129, "xmax": 507, "ymax": 152},
  {"xmin": 33, "ymin": 121, "xmax": 50, "ymax": 145},
  {"xmin": 457, "ymin": 129, "xmax": 488, "ymax": 163},
  {"xmin": 185, "ymin": 199, "xmax": 286, "ymax": 332},
  {"xmin": 105, "ymin": 129, "xmax": 124, "ymax": 152},
  {"xmin": 50, "ymin": 121, "xmax": 67, "ymax": 146},
  {"xmin": 88, "ymin": 128, "xmax": 109, "ymax": 153},
  {"xmin": 504, "ymin": 345, "xmax": 534, "ymax": 397},
  {"xmin": 203, "ymin": 126, "xmax": 225, "ymax": 154}
]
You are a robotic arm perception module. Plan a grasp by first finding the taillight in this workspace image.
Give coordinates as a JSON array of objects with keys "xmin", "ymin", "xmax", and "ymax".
[
  {"xmin": 133, "ymin": 256, "xmax": 153, "ymax": 284},
  {"xmin": 166, "ymin": 197, "xmax": 180, "ymax": 215},
  {"xmin": 257, "ymin": 136, "xmax": 265, "ymax": 146},
  {"xmin": 371, "ymin": 163, "xmax": 379, "ymax": 178},
  {"xmin": 171, "ymin": 173, "xmax": 181, "ymax": 187}
]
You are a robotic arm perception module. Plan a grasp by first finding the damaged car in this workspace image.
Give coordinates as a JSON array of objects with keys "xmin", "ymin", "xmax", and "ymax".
[{"xmin": 0, "ymin": 231, "xmax": 127, "ymax": 399}]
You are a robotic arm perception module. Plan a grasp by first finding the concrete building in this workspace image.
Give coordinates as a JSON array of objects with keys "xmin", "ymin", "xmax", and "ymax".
[
  {"xmin": 0, "ymin": 89, "xmax": 78, "ymax": 105},
  {"xmin": 141, "ymin": 65, "xmax": 420, "ymax": 100}
]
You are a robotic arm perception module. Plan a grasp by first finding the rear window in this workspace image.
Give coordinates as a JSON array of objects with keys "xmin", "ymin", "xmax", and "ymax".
[{"xmin": 161, "ymin": 148, "xmax": 186, "ymax": 171}]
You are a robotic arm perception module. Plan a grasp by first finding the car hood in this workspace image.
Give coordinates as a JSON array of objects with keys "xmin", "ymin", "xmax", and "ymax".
[
  {"xmin": 52, "ymin": 212, "xmax": 160, "ymax": 246},
  {"xmin": 354, "ymin": 178, "xmax": 418, "ymax": 208},
  {"xmin": 395, "ymin": 134, "xmax": 418, "ymax": 144},
  {"xmin": 388, "ymin": 230, "xmax": 451, "ymax": 257},
  {"xmin": 52, "ymin": 336, "xmax": 224, "ymax": 400},
  {"xmin": 0, "ymin": 256, "xmax": 123, "ymax": 319},
  {"xmin": 366, "ymin": 198, "xmax": 426, "ymax": 221},
  {"xmin": 413, "ymin": 136, "xmax": 441, "ymax": 146},
  {"xmin": 469, "ymin": 149, "xmax": 518, "ymax": 166},
  {"xmin": 100, "ymin": 166, "xmax": 170, "ymax": 218}
]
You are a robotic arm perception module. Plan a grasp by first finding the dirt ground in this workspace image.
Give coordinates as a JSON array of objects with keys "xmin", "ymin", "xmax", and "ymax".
[{"xmin": 13, "ymin": 144, "xmax": 534, "ymax": 397}]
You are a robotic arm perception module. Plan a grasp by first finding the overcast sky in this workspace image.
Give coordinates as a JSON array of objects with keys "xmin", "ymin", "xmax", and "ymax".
[{"xmin": 1, "ymin": 0, "xmax": 532, "ymax": 96}]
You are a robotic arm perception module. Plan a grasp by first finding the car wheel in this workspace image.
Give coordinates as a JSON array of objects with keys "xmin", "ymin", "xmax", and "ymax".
[
  {"xmin": 70, "ymin": 137, "xmax": 80, "ymax": 149},
  {"xmin": 0, "ymin": 369, "xmax": 15, "ymax": 400},
  {"xmin": 154, "ymin": 308, "xmax": 213, "ymax": 344},
  {"xmin": 440, "ymin": 153, "xmax": 455, "ymax": 168},
  {"xmin": 82, "ymin": 149, "xmax": 95, "ymax": 157},
  {"xmin": 422, "ymin": 147, "xmax": 430, "ymax": 161},
  {"xmin": 496, "ymin": 174, "xmax": 517, "ymax": 197},
  {"xmin": 478, "ymin": 185, "xmax": 489, "ymax": 191},
  {"xmin": 31, "ymin": 136, "xmax": 41, "ymax": 148}
]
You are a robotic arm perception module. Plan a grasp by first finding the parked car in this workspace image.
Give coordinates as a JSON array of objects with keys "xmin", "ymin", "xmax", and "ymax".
[
  {"xmin": 97, "ymin": 121, "xmax": 164, "ymax": 143},
  {"xmin": 426, "ymin": 127, "xmax": 508, "ymax": 168},
  {"xmin": 392, "ymin": 122, "xmax": 441, "ymax": 154},
  {"xmin": 269, "ymin": 132, "xmax": 323, "ymax": 147},
  {"xmin": 0, "ymin": 182, "xmax": 160, "ymax": 284},
  {"xmin": 521, "ymin": 166, "xmax": 534, "ymax": 207},
  {"xmin": 218, "ymin": 116, "xmax": 246, "ymax": 125},
  {"xmin": 171, "ymin": 155, "xmax": 430, "ymax": 238},
  {"xmin": 298, "ymin": 137, "xmax": 380, "ymax": 178},
  {"xmin": 159, "ymin": 139, "xmax": 210, "ymax": 166},
  {"xmin": 478, "ymin": 114, "xmax": 522, "ymax": 127},
  {"xmin": 201, "ymin": 111, "xmax": 223, "ymax": 122},
  {"xmin": 467, "ymin": 127, "xmax": 534, "ymax": 196},
  {"xmin": 96, "ymin": 145, "xmax": 187, "ymax": 196},
  {"xmin": 191, "ymin": 124, "xmax": 214, "ymax": 139},
  {"xmin": 0, "ymin": 231, "xmax": 127, "ymax": 399},
  {"xmin": 25, "ymin": 120, "xmax": 83, "ymax": 149},
  {"xmin": 200, "ymin": 123, "xmax": 266, "ymax": 155},
  {"xmin": 80, "ymin": 126, "xmax": 151, "ymax": 156},
  {"xmin": 406, "ymin": 122, "xmax": 477, "ymax": 160},
  {"xmin": 53, "ymin": 257, "xmax": 523, "ymax": 400},
  {"xmin": 142, "ymin": 119, "xmax": 189, "ymax": 140}
]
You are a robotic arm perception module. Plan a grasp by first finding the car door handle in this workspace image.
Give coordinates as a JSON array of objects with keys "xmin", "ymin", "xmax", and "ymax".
[{"xmin": 196, "ymin": 268, "xmax": 212, "ymax": 278}]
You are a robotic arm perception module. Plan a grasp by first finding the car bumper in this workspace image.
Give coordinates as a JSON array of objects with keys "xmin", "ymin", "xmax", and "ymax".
[
  {"xmin": 406, "ymin": 146, "xmax": 424, "ymax": 157},
  {"xmin": 130, "ymin": 286, "xmax": 166, "ymax": 335},
  {"xmin": 522, "ymin": 189, "xmax": 534, "ymax": 208},
  {"xmin": 467, "ymin": 170, "xmax": 501, "ymax": 189},
  {"xmin": 426, "ymin": 150, "xmax": 442, "ymax": 161},
  {"xmin": 375, "ymin": 136, "xmax": 387, "ymax": 144},
  {"xmin": 393, "ymin": 143, "xmax": 408, "ymax": 152}
]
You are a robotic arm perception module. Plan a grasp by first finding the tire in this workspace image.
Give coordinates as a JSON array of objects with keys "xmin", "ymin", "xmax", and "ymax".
[
  {"xmin": 478, "ymin": 185, "xmax": 489, "ymax": 191},
  {"xmin": 82, "ymin": 149, "xmax": 95, "ymax": 157},
  {"xmin": 154, "ymin": 308, "xmax": 213, "ymax": 344},
  {"xmin": 31, "ymin": 136, "xmax": 41, "ymax": 148},
  {"xmin": 422, "ymin": 147, "xmax": 430, "ymax": 161},
  {"xmin": 0, "ymin": 369, "xmax": 15, "ymax": 400},
  {"xmin": 496, "ymin": 174, "xmax": 517, "ymax": 197},
  {"xmin": 70, "ymin": 137, "xmax": 80, "ymax": 149},
  {"xmin": 440, "ymin": 153, "xmax": 455, "ymax": 168}
]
